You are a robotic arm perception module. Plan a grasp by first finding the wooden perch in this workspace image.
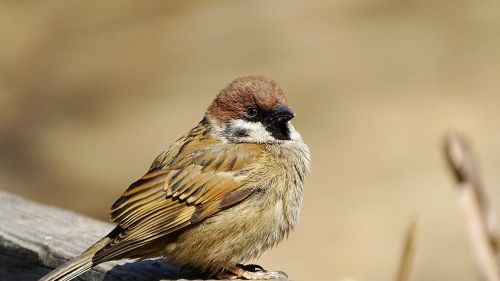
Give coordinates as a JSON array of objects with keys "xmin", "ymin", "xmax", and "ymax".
[
  {"xmin": 444, "ymin": 132, "xmax": 500, "ymax": 281},
  {"xmin": 0, "ymin": 191, "xmax": 290, "ymax": 281}
]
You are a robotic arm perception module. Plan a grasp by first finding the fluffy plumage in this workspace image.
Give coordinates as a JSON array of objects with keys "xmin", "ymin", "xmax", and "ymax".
[{"xmin": 40, "ymin": 75, "xmax": 310, "ymax": 281}]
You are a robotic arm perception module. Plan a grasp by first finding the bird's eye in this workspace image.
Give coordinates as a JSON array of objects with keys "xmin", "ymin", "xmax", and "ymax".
[{"xmin": 246, "ymin": 107, "xmax": 258, "ymax": 118}]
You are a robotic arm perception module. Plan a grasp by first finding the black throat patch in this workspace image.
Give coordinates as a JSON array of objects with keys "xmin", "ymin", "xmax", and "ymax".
[{"xmin": 264, "ymin": 122, "xmax": 291, "ymax": 140}]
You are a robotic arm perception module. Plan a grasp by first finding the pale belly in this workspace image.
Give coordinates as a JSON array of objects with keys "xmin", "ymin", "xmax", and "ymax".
[{"xmin": 162, "ymin": 190, "xmax": 300, "ymax": 271}]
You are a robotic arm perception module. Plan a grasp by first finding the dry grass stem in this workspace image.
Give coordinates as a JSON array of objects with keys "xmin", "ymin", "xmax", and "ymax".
[{"xmin": 395, "ymin": 218, "xmax": 418, "ymax": 281}]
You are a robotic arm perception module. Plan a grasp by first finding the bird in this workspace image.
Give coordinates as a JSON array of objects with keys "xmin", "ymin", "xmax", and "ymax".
[{"xmin": 39, "ymin": 75, "xmax": 310, "ymax": 281}]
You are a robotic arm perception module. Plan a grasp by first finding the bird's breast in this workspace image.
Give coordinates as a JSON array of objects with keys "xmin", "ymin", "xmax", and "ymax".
[
  {"xmin": 163, "ymin": 139, "xmax": 310, "ymax": 269},
  {"xmin": 258, "ymin": 140, "xmax": 310, "ymax": 233}
]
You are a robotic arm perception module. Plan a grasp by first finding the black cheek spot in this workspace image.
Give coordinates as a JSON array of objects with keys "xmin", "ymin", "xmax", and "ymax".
[{"xmin": 233, "ymin": 128, "xmax": 249, "ymax": 138}]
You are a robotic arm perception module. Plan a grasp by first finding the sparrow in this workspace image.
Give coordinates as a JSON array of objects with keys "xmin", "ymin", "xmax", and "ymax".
[{"xmin": 40, "ymin": 75, "xmax": 310, "ymax": 281}]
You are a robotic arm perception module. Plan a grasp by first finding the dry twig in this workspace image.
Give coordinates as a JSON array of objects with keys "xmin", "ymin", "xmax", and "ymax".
[{"xmin": 444, "ymin": 132, "xmax": 500, "ymax": 281}]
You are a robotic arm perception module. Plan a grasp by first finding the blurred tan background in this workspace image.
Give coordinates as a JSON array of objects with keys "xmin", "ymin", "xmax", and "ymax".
[{"xmin": 1, "ymin": 1, "xmax": 500, "ymax": 280}]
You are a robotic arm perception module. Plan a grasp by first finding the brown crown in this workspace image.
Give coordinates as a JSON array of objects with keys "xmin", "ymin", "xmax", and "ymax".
[{"xmin": 208, "ymin": 75, "xmax": 287, "ymax": 124}]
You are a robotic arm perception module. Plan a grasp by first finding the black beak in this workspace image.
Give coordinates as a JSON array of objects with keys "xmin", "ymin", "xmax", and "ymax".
[{"xmin": 271, "ymin": 105, "xmax": 295, "ymax": 124}]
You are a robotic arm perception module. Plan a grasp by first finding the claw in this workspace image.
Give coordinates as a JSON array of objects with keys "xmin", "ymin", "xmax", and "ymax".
[
  {"xmin": 216, "ymin": 264, "xmax": 288, "ymax": 280},
  {"xmin": 237, "ymin": 263, "xmax": 265, "ymax": 272}
]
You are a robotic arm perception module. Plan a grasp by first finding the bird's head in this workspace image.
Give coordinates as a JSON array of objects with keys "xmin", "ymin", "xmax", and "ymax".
[{"xmin": 207, "ymin": 75, "xmax": 300, "ymax": 143}]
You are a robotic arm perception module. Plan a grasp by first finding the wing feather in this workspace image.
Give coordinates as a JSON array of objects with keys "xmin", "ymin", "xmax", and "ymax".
[{"xmin": 98, "ymin": 125, "xmax": 263, "ymax": 261}]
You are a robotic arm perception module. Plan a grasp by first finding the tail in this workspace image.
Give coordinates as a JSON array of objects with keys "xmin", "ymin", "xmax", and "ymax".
[{"xmin": 39, "ymin": 231, "xmax": 115, "ymax": 281}]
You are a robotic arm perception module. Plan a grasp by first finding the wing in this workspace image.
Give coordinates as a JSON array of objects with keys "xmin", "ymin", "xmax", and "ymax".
[{"xmin": 93, "ymin": 124, "xmax": 263, "ymax": 261}]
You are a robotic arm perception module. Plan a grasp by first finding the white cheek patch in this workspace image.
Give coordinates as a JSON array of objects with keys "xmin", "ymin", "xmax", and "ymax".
[
  {"xmin": 287, "ymin": 123, "xmax": 302, "ymax": 141},
  {"xmin": 223, "ymin": 119, "xmax": 276, "ymax": 143}
]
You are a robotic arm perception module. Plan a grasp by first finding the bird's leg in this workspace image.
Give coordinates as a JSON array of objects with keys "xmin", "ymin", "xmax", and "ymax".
[{"xmin": 215, "ymin": 264, "xmax": 288, "ymax": 280}]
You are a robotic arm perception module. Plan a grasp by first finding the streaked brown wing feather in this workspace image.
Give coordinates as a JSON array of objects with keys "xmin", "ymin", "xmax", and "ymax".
[{"xmin": 96, "ymin": 126, "xmax": 263, "ymax": 261}]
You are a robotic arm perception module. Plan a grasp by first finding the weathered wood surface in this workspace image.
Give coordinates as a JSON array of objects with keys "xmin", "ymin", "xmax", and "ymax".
[{"xmin": 0, "ymin": 191, "xmax": 290, "ymax": 281}]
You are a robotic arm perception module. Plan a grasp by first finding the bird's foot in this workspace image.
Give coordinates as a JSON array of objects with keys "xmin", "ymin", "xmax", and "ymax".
[{"xmin": 215, "ymin": 264, "xmax": 288, "ymax": 280}]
